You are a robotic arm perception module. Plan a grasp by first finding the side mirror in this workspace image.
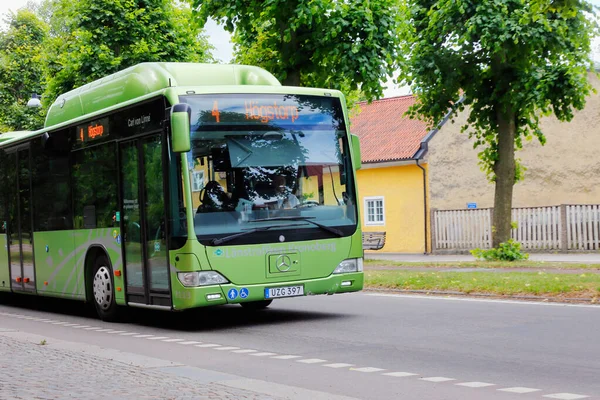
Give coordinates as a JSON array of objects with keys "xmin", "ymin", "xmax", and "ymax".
[
  {"xmin": 170, "ymin": 103, "xmax": 191, "ymax": 153},
  {"xmin": 351, "ymin": 134, "xmax": 361, "ymax": 170}
]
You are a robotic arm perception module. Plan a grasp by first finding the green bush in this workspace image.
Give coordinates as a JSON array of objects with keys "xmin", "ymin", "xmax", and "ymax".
[{"xmin": 471, "ymin": 239, "xmax": 529, "ymax": 261}]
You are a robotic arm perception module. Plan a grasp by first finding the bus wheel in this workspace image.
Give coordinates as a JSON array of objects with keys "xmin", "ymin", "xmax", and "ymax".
[
  {"xmin": 92, "ymin": 257, "xmax": 119, "ymax": 321},
  {"xmin": 240, "ymin": 300, "xmax": 272, "ymax": 310}
]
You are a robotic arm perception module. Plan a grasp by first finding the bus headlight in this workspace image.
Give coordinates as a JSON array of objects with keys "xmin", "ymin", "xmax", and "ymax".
[
  {"xmin": 333, "ymin": 258, "xmax": 363, "ymax": 274},
  {"xmin": 177, "ymin": 271, "xmax": 229, "ymax": 287}
]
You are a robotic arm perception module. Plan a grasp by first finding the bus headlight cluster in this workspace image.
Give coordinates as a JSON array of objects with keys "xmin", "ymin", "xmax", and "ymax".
[
  {"xmin": 333, "ymin": 258, "xmax": 363, "ymax": 274},
  {"xmin": 177, "ymin": 271, "xmax": 229, "ymax": 287}
]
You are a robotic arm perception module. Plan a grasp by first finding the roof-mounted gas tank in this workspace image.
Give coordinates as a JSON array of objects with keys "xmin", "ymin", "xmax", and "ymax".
[{"xmin": 45, "ymin": 62, "xmax": 281, "ymax": 128}]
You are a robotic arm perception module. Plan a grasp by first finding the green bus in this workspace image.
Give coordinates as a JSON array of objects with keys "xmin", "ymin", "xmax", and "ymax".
[{"xmin": 0, "ymin": 62, "xmax": 364, "ymax": 320}]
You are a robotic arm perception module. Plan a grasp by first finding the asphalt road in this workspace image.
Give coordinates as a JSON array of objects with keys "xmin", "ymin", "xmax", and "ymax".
[{"xmin": 1, "ymin": 292, "xmax": 599, "ymax": 400}]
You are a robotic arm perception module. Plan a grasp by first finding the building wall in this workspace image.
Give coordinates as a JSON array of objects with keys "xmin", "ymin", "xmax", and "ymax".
[
  {"xmin": 357, "ymin": 163, "xmax": 428, "ymax": 253},
  {"xmin": 427, "ymin": 72, "xmax": 600, "ymax": 210}
]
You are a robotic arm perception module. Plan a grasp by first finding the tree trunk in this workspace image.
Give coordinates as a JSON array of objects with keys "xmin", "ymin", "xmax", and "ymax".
[
  {"xmin": 282, "ymin": 69, "xmax": 301, "ymax": 86},
  {"xmin": 492, "ymin": 107, "xmax": 516, "ymax": 247},
  {"xmin": 280, "ymin": 23, "xmax": 301, "ymax": 86}
]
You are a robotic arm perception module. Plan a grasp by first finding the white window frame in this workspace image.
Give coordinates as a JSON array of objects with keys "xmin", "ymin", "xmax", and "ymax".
[
  {"xmin": 191, "ymin": 170, "xmax": 204, "ymax": 192},
  {"xmin": 364, "ymin": 196, "xmax": 385, "ymax": 226}
]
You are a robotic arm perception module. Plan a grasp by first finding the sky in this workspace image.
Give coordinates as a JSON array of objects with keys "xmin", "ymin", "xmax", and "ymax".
[{"xmin": 1, "ymin": 0, "xmax": 599, "ymax": 98}]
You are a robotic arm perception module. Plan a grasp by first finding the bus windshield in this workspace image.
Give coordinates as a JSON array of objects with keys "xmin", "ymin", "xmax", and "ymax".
[{"xmin": 181, "ymin": 93, "xmax": 358, "ymax": 246}]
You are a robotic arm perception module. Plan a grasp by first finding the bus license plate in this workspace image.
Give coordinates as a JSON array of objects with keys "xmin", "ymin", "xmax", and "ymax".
[{"xmin": 265, "ymin": 286, "xmax": 304, "ymax": 299}]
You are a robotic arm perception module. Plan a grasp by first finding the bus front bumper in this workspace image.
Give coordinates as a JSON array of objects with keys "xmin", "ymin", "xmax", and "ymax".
[{"xmin": 171, "ymin": 272, "xmax": 364, "ymax": 310}]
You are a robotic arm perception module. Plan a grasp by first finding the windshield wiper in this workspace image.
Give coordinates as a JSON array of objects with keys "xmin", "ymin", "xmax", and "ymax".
[
  {"xmin": 249, "ymin": 216, "xmax": 344, "ymax": 237},
  {"xmin": 210, "ymin": 223, "xmax": 306, "ymax": 246}
]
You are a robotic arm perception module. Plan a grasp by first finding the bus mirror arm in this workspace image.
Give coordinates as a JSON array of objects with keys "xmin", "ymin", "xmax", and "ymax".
[
  {"xmin": 171, "ymin": 103, "xmax": 192, "ymax": 153},
  {"xmin": 351, "ymin": 134, "xmax": 361, "ymax": 170}
]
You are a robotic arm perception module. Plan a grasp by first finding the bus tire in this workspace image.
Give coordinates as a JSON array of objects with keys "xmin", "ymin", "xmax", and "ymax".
[
  {"xmin": 240, "ymin": 300, "xmax": 272, "ymax": 310},
  {"xmin": 91, "ymin": 256, "xmax": 119, "ymax": 321}
]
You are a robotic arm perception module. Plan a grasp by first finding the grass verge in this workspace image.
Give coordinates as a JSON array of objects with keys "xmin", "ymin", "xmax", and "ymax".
[
  {"xmin": 364, "ymin": 259, "xmax": 600, "ymax": 270},
  {"xmin": 365, "ymin": 270, "xmax": 600, "ymax": 299}
]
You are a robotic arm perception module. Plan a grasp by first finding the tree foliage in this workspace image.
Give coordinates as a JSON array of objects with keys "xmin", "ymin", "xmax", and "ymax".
[
  {"xmin": 43, "ymin": 0, "xmax": 214, "ymax": 105},
  {"xmin": 0, "ymin": 10, "xmax": 48, "ymax": 131},
  {"xmin": 399, "ymin": 0, "xmax": 598, "ymax": 247},
  {"xmin": 192, "ymin": 0, "xmax": 401, "ymax": 101}
]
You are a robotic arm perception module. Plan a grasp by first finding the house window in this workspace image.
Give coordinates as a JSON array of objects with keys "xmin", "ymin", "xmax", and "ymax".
[
  {"xmin": 191, "ymin": 170, "xmax": 204, "ymax": 192},
  {"xmin": 364, "ymin": 196, "xmax": 385, "ymax": 226}
]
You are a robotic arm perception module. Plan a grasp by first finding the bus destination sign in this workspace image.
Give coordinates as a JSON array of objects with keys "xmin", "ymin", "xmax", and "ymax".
[
  {"xmin": 76, "ymin": 117, "xmax": 109, "ymax": 144},
  {"xmin": 210, "ymin": 99, "xmax": 300, "ymax": 124}
]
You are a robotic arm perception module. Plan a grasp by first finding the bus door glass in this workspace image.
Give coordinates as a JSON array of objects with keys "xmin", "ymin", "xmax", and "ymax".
[
  {"xmin": 7, "ymin": 147, "xmax": 35, "ymax": 292},
  {"xmin": 120, "ymin": 134, "xmax": 170, "ymax": 306}
]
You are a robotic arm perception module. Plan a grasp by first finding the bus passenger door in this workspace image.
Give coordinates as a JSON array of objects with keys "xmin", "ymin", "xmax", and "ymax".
[
  {"xmin": 7, "ymin": 147, "xmax": 36, "ymax": 293},
  {"xmin": 119, "ymin": 134, "xmax": 171, "ymax": 307}
]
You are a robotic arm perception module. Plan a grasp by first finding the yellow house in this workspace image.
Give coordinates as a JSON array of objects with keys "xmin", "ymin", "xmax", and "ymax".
[{"xmin": 351, "ymin": 95, "xmax": 433, "ymax": 254}]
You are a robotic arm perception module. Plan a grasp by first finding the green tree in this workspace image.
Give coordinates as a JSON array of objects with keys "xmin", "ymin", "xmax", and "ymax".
[
  {"xmin": 399, "ymin": 0, "xmax": 598, "ymax": 248},
  {"xmin": 193, "ymin": 0, "xmax": 401, "ymax": 101},
  {"xmin": 44, "ymin": 0, "xmax": 214, "ymax": 105},
  {"xmin": 0, "ymin": 10, "xmax": 48, "ymax": 131}
]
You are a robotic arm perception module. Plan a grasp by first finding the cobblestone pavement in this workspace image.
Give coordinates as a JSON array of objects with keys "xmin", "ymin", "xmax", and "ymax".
[{"xmin": 0, "ymin": 334, "xmax": 280, "ymax": 400}]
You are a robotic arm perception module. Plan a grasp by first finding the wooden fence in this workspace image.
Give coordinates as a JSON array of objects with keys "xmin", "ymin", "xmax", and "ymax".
[
  {"xmin": 511, "ymin": 206, "xmax": 561, "ymax": 250},
  {"xmin": 431, "ymin": 204, "xmax": 600, "ymax": 251},
  {"xmin": 566, "ymin": 205, "xmax": 600, "ymax": 250}
]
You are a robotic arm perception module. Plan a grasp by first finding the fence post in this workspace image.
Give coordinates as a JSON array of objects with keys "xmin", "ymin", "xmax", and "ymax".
[
  {"xmin": 430, "ymin": 208, "xmax": 437, "ymax": 253},
  {"xmin": 560, "ymin": 204, "xmax": 568, "ymax": 251},
  {"xmin": 489, "ymin": 208, "xmax": 494, "ymax": 248}
]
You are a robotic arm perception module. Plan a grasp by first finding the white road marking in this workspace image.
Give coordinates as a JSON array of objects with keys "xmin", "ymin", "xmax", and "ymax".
[
  {"xmin": 250, "ymin": 352, "xmax": 277, "ymax": 357},
  {"xmin": 63, "ymin": 323, "xmax": 79, "ymax": 327},
  {"xmin": 323, "ymin": 363, "xmax": 354, "ymax": 368},
  {"xmin": 498, "ymin": 387, "xmax": 541, "ymax": 394},
  {"xmin": 271, "ymin": 355, "xmax": 301, "ymax": 360},
  {"xmin": 383, "ymin": 372, "xmax": 418, "ymax": 377},
  {"xmin": 420, "ymin": 377, "xmax": 456, "ymax": 383},
  {"xmin": 119, "ymin": 332, "xmax": 139, "ymax": 336},
  {"xmin": 133, "ymin": 334, "xmax": 154, "ymax": 338},
  {"xmin": 51, "ymin": 322, "xmax": 68, "ymax": 325},
  {"xmin": 71, "ymin": 325, "xmax": 91, "ymax": 329},
  {"xmin": 177, "ymin": 341, "xmax": 202, "ymax": 345},
  {"xmin": 195, "ymin": 343, "xmax": 220, "ymax": 348},
  {"xmin": 297, "ymin": 358, "xmax": 327, "ymax": 364},
  {"xmin": 232, "ymin": 349, "xmax": 257, "ymax": 354},
  {"xmin": 364, "ymin": 293, "xmax": 600, "ymax": 308},
  {"xmin": 543, "ymin": 394, "xmax": 590, "ymax": 399},
  {"xmin": 214, "ymin": 346, "xmax": 240, "ymax": 351},
  {"xmin": 105, "ymin": 330, "xmax": 126, "ymax": 334},
  {"xmin": 350, "ymin": 367, "xmax": 385, "ymax": 373},
  {"xmin": 161, "ymin": 338, "xmax": 184, "ymax": 343},
  {"xmin": 83, "ymin": 327, "xmax": 101, "ymax": 330},
  {"xmin": 146, "ymin": 336, "xmax": 170, "ymax": 340},
  {"xmin": 96, "ymin": 329, "xmax": 117, "ymax": 333},
  {"xmin": 456, "ymin": 382, "xmax": 495, "ymax": 388}
]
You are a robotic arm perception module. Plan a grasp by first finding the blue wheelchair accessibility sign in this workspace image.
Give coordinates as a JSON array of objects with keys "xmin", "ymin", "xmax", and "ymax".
[{"xmin": 240, "ymin": 288, "xmax": 249, "ymax": 299}]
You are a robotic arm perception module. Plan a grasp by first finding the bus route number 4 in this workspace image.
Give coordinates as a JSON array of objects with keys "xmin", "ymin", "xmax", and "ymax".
[{"xmin": 212, "ymin": 101, "xmax": 220, "ymax": 123}]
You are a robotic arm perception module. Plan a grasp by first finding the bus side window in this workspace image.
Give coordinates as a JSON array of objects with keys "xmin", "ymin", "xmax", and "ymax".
[
  {"xmin": 32, "ymin": 130, "xmax": 73, "ymax": 232},
  {"xmin": 72, "ymin": 143, "xmax": 117, "ymax": 229}
]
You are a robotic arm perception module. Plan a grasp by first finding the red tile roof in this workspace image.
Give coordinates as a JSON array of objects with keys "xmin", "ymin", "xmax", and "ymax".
[{"xmin": 350, "ymin": 95, "xmax": 430, "ymax": 163}]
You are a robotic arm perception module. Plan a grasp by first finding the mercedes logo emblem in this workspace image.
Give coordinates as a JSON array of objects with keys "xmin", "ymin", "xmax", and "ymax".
[{"xmin": 275, "ymin": 254, "xmax": 292, "ymax": 272}]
